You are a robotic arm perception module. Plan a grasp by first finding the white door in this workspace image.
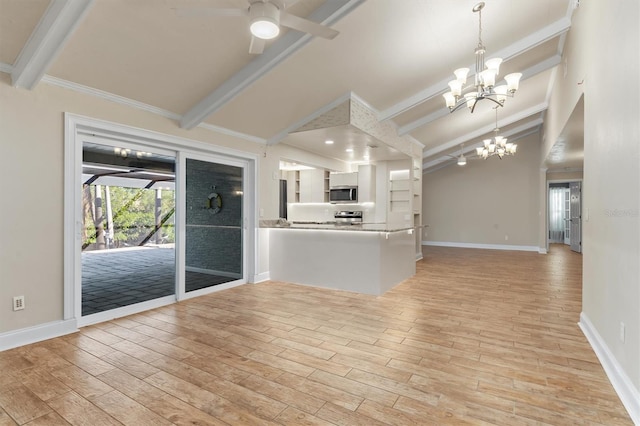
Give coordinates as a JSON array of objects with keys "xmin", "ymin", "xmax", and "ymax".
[
  {"xmin": 564, "ymin": 188, "xmax": 571, "ymax": 245},
  {"xmin": 569, "ymin": 182, "xmax": 582, "ymax": 253}
]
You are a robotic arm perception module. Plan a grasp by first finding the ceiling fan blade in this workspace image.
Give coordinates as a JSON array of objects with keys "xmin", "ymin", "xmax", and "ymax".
[
  {"xmin": 173, "ymin": 8, "xmax": 247, "ymax": 18},
  {"xmin": 249, "ymin": 36, "xmax": 266, "ymax": 54},
  {"xmin": 280, "ymin": 11, "xmax": 339, "ymax": 39}
]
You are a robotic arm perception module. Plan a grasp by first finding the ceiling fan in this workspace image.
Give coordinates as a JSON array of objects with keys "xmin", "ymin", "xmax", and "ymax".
[{"xmin": 175, "ymin": 0, "xmax": 340, "ymax": 54}]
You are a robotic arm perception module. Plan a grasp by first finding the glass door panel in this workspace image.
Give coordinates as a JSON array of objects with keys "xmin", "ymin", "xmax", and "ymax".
[
  {"xmin": 81, "ymin": 142, "xmax": 176, "ymax": 316},
  {"xmin": 185, "ymin": 158, "xmax": 243, "ymax": 293}
]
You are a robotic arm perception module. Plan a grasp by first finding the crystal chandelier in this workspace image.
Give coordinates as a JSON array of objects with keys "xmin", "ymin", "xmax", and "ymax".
[
  {"xmin": 476, "ymin": 107, "xmax": 517, "ymax": 159},
  {"xmin": 443, "ymin": 2, "xmax": 522, "ymax": 113}
]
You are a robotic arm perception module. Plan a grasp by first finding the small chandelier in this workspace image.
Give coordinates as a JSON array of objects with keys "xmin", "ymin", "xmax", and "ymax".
[
  {"xmin": 476, "ymin": 107, "xmax": 517, "ymax": 159},
  {"xmin": 443, "ymin": 2, "xmax": 522, "ymax": 113}
]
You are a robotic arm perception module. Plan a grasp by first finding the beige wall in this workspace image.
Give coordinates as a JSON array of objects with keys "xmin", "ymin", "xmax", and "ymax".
[
  {"xmin": 547, "ymin": 170, "xmax": 583, "ymax": 181},
  {"xmin": 0, "ymin": 73, "xmax": 271, "ymax": 333},
  {"xmin": 422, "ymin": 132, "xmax": 541, "ymax": 248},
  {"xmin": 577, "ymin": 0, "xmax": 639, "ymax": 392}
]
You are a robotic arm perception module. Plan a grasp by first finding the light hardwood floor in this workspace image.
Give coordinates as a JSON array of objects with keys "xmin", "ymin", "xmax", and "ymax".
[{"xmin": 0, "ymin": 245, "xmax": 633, "ymax": 425}]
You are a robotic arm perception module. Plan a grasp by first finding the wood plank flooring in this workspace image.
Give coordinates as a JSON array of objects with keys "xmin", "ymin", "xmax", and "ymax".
[{"xmin": 0, "ymin": 245, "xmax": 633, "ymax": 425}]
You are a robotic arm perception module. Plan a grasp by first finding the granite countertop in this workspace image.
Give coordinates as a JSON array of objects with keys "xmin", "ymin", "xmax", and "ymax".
[{"xmin": 260, "ymin": 220, "xmax": 414, "ymax": 233}]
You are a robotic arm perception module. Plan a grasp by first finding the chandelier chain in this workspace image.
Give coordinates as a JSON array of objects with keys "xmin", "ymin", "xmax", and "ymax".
[{"xmin": 478, "ymin": 7, "xmax": 483, "ymax": 49}]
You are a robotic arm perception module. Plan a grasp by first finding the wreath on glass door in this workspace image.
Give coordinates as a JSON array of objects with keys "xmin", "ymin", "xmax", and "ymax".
[{"xmin": 207, "ymin": 191, "xmax": 222, "ymax": 214}]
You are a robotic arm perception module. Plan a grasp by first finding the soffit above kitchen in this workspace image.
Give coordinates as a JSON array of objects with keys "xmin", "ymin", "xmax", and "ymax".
[{"xmin": 0, "ymin": 0, "xmax": 579, "ymax": 169}]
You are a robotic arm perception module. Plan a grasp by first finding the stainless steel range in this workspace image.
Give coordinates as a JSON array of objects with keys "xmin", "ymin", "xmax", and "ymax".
[{"xmin": 334, "ymin": 210, "xmax": 363, "ymax": 225}]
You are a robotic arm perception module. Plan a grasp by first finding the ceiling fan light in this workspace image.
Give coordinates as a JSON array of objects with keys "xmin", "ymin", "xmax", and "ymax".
[
  {"xmin": 249, "ymin": 2, "xmax": 280, "ymax": 39},
  {"xmin": 457, "ymin": 154, "xmax": 467, "ymax": 166},
  {"xmin": 483, "ymin": 138, "xmax": 491, "ymax": 148},
  {"xmin": 454, "ymin": 67, "xmax": 470, "ymax": 84},
  {"xmin": 505, "ymin": 73, "xmax": 522, "ymax": 92},
  {"xmin": 476, "ymin": 147, "xmax": 484, "ymax": 156},
  {"xmin": 511, "ymin": 144, "xmax": 517, "ymax": 153},
  {"xmin": 443, "ymin": 92, "xmax": 456, "ymax": 108},
  {"xmin": 250, "ymin": 18, "xmax": 279, "ymax": 39},
  {"xmin": 482, "ymin": 150, "xmax": 489, "ymax": 159},
  {"xmin": 488, "ymin": 144, "xmax": 496, "ymax": 153},
  {"xmin": 485, "ymin": 57, "xmax": 502, "ymax": 75}
]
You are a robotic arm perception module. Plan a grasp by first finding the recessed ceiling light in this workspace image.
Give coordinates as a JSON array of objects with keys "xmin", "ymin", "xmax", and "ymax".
[
  {"xmin": 325, "ymin": 140, "xmax": 334, "ymax": 145},
  {"xmin": 345, "ymin": 148, "xmax": 353, "ymax": 153}
]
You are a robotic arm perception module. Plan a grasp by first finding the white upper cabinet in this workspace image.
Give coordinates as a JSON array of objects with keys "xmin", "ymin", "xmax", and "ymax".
[
  {"xmin": 329, "ymin": 172, "xmax": 358, "ymax": 187},
  {"xmin": 299, "ymin": 169, "xmax": 327, "ymax": 203}
]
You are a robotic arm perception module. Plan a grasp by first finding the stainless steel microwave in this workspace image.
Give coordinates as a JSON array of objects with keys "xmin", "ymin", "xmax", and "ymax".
[{"xmin": 329, "ymin": 186, "xmax": 358, "ymax": 203}]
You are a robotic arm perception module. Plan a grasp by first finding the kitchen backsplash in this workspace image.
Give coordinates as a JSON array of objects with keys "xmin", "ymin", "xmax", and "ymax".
[{"xmin": 287, "ymin": 203, "xmax": 377, "ymax": 223}]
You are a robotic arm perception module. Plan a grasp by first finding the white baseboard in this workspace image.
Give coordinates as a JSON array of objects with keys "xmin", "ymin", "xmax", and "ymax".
[
  {"xmin": 538, "ymin": 248, "xmax": 548, "ymax": 254},
  {"xmin": 579, "ymin": 312, "xmax": 639, "ymax": 424},
  {"xmin": 253, "ymin": 271, "xmax": 270, "ymax": 283},
  {"xmin": 422, "ymin": 241, "xmax": 540, "ymax": 252},
  {"xmin": 0, "ymin": 319, "xmax": 78, "ymax": 352}
]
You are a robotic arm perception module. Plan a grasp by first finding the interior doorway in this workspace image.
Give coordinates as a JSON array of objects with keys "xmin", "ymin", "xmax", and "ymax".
[{"xmin": 548, "ymin": 180, "xmax": 582, "ymax": 253}]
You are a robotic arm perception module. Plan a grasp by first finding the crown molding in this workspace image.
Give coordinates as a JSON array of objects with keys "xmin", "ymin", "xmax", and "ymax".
[{"xmin": 42, "ymin": 75, "xmax": 265, "ymax": 144}]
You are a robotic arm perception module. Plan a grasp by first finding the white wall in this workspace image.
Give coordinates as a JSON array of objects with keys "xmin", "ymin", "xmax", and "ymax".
[
  {"xmin": 422, "ymin": 132, "xmax": 542, "ymax": 249},
  {"xmin": 543, "ymin": 0, "xmax": 639, "ymax": 417},
  {"xmin": 581, "ymin": 0, "xmax": 639, "ymax": 398},
  {"xmin": 0, "ymin": 73, "xmax": 268, "ymax": 334}
]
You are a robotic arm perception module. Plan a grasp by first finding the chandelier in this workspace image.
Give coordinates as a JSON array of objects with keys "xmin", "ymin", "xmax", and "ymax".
[
  {"xmin": 443, "ymin": 2, "xmax": 522, "ymax": 113},
  {"xmin": 476, "ymin": 107, "xmax": 517, "ymax": 159}
]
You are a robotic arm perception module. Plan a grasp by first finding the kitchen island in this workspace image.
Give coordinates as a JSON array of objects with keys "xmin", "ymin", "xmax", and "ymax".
[{"xmin": 262, "ymin": 221, "xmax": 416, "ymax": 295}]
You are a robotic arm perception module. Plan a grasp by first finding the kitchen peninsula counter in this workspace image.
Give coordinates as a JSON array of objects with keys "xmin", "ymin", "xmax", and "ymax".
[
  {"xmin": 261, "ymin": 220, "xmax": 414, "ymax": 233},
  {"xmin": 262, "ymin": 220, "xmax": 416, "ymax": 295}
]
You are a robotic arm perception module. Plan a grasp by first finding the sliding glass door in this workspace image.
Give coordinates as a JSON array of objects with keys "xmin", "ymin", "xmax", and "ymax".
[
  {"xmin": 181, "ymin": 155, "xmax": 245, "ymax": 296},
  {"xmin": 72, "ymin": 123, "xmax": 252, "ymax": 324},
  {"xmin": 81, "ymin": 141, "xmax": 176, "ymax": 317}
]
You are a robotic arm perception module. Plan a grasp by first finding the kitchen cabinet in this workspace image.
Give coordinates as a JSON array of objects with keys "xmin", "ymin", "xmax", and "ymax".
[
  {"xmin": 329, "ymin": 172, "xmax": 358, "ymax": 187},
  {"xmin": 299, "ymin": 169, "xmax": 327, "ymax": 203},
  {"xmin": 357, "ymin": 164, "xmax": 376, "ymax": 203}
]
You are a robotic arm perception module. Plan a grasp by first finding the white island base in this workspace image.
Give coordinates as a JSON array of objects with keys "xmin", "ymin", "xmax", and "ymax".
[{"xmin": 268, "ymin": 227, "xmax": 416, "ymax": 295}]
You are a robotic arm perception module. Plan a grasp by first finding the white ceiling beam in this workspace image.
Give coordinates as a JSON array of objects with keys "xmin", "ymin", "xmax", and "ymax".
[
  {"xmin": 11, "ymin": 0, "xmax": 94, "ymax": 90},
  {"xmin": 180, "ymin": 0, "xmax": 364, "ymax": 130},
  {"xmin": 422, "ymin": 102, "xmax": 548, "ymax": 160},
  {"xmin": 399, "ymin": 54, "xmax": 561, "ymax": 135},
  {"xmin": 379, "ymin": 17, "xmax": 571, "ymax": 123},
  {"xmin": 422, "ymin": 121, "xmax": 542, "ymax": 172}
]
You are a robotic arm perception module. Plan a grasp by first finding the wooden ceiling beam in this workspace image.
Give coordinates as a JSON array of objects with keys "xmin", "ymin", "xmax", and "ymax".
[
  {"xmin": 379, "ymin": 17, "xmax": 571, "ymax": 124},
  {"xmin": 11, "ymin": 0, "xmax": 94, "ymax": 90},
  {"xmin": 179, "ymin": 0, "xmax": 364, "ymax": 130}
]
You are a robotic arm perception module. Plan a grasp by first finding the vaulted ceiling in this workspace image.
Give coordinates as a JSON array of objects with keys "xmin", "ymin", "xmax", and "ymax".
[{"xmin": 0, "ymin": 0, "xmax": 581, "ymax": 172}]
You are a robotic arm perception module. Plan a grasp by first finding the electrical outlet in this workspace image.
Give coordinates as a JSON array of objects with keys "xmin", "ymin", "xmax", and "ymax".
[
  {"xmin": 13, "ymin": 296, "xmax": 25, "ymax": 311},
  {"xmin": 620, "ymin": 322, "xmax": 626, "ymax": 343}
]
